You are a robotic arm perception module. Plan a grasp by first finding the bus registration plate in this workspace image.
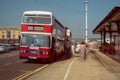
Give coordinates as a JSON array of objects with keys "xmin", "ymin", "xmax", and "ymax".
[{"xmin": 29, "ymin": 56, "xmax": 37, "ymax": 59}]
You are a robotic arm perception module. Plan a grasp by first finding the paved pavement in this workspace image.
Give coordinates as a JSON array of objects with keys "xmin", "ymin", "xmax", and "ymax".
[{"xmin": 25, "ymin": 49, "xmax": 120, "ymax": 80}]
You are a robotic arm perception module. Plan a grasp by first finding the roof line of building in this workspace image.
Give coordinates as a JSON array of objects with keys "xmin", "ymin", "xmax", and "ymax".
[{"xmin": 93, "ymin": 6, "xmax": 120, "ymax": 34}]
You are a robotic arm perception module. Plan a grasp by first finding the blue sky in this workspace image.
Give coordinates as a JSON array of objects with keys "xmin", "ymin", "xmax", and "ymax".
[{"xmin": 0, "ymin": 0, "xmax": 120, "ymax": 38}]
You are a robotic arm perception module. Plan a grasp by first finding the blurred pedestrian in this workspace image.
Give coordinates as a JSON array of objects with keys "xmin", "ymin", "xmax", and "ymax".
[
  {"xmin": 75, "ymin": 43, "xmax": 81, "ymax": 53},
  {"xmin": 75, "ymin": 43, "xmax": 80, "ymax": 57},
  {"xmin": 80, "ymin": 41, "xmax": 87, "ymax": 60},
  {"xmin": 71, "ymin": 44, "xmax": 75, "ymax": 57}
]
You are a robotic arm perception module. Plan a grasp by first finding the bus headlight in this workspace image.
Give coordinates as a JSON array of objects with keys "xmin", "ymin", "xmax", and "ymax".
[
  {"xmin": 45, "ymin": 52, "xmax": 48, "ymax": 55},
  {"xmin": 42, "ymin": 52, "xmax": 48, "ymax": 55},
  {"xmin": 20, "ymin": 50, "xmax": 27, "ymax": 53},
  {"xmin": 43, "ymin": 52, "xmax": 45, "ymax": 54}
]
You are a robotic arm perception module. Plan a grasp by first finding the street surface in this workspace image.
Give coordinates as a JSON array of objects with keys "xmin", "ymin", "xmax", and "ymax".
[
  {"xmin": 26, "ymin": 49, "xmax": 120, "ymax": 80},
  {"xmin": 0, "ymin": 51, "xmax": 47, "ymax": 80},
  {"xmin": 0, "ymin": 49, "xmax": 120, "ymax": 80}
]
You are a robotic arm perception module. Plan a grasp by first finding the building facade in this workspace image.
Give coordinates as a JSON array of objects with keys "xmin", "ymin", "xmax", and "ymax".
[{"xmin": 0, "ymin": 26, "xmax": 20, "ymax": 44}]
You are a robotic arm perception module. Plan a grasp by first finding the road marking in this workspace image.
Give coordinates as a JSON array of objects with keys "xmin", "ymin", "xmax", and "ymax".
[
  {"xmin": 12, "ymin": 64, "xmax": 49, "ymax": 80},
  {"xmin": 64, "ymin": 57, "xmax": 76, "ymax": 80},
  {"xmin": 12, "ymin": 71, "xmax": 31, "ymax": 80}
]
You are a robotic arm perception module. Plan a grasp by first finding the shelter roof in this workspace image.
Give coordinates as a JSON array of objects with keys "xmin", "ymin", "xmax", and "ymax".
[{"xmin": 93, "ymin": 6, "xmax": 120, "ymax": 34}]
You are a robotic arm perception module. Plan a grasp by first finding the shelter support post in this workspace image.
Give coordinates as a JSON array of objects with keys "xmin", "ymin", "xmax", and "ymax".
[
  {"xmin": 108, "ymin": 24, "xmax": 113, "ymax": 54},
  {"xmin": 103, "ymin": 28, "xmax": 106, "ymax": 44},
  {"xmin": 100, "ymin": 31, "xmax": 103, "ymax": 51}
]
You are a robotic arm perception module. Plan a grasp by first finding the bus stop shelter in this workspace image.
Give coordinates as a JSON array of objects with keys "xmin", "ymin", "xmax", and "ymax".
[{"xmin": 93, "ymin": 6, "xmax": 120, "ymax": 55}]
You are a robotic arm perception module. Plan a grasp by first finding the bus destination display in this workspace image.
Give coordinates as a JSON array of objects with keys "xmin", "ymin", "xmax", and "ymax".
[{"xmin": 28, "ymin": 26, "xmax": 44, "ymax": 31}]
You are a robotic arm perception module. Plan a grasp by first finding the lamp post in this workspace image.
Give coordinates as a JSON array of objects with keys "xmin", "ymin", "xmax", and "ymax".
[{"xmin": 85, "ymin": 0, "xmax": 88, "ymax": 43}]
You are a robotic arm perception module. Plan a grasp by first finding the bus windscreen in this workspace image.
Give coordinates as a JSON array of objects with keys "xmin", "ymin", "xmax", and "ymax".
[
  {"xmin": 21, "ymin": 34, "xmax": 50, "ymax": 47},
  {"xmin": 22, "ymin": 15, "xmax": 51, "ymax": 24}
]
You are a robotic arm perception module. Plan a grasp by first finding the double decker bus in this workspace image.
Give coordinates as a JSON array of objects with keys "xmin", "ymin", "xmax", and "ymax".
[
  {"xmin": 19, "ymin": 11, "xmax": 68, "ymax": 61},
  {"xmin": 64, "ymin": 27, "xmax": 72, "ymax": 57}
]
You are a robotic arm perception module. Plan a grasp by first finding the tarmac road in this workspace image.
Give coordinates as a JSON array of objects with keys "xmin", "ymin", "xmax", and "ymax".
[
  {"xmin": 0, "ymin": 50, "xmax": 47, "ymax": 80},
  {"xmin": 1, "ymin": 49, "xmax": 120, "ymax": 80}
]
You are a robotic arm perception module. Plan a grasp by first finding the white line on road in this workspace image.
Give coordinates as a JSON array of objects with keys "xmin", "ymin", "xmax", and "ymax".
[{"xmin": 64, "ymin": 57, "xmax": 76, "ymax": 80}]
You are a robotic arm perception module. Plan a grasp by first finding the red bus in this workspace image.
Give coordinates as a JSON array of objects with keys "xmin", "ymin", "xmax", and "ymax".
[
  {"xmin": 64, "ymin": 27, "xmax": 72, "ymax": 57},
  {"xmin": 19, "ymin": 11, "xmax": 68, "ymax": 61}
]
